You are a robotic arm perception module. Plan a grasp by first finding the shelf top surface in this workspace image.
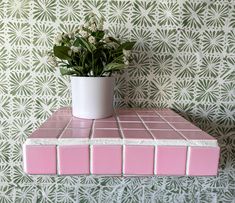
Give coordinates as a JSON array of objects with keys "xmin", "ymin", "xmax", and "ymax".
[{"xmin": 25, "ymin": 107, "xmax": 218, "ymax": 147}]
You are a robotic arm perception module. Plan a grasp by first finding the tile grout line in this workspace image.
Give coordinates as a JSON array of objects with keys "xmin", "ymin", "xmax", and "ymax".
[
  {"xmin": 114, "ymin": 110, "xmax": 125, "ymax": 176},
  {"xmin": 56, "ymin": 116, "xmax": 73, "ymax": 175},
  {"xmin": 58, "ymin": 117, "xmax": 73, "ymax": 138},
  {"xmin": 154, "ymin": 146, "xmax": 157, "ymax": 175},
  {"xmin": 135, "ymin": 110, "xmax": 157, "ymax": 175},
  {"xmin": 154, "ymin": 111, "xmax": 189, "ymax": 141},
  {"xmin": 186, "ymin": 147, "xmax": 191, "ymax": 176},
  {"xmin": 90, "ymin": 119, "xmax": 95, "ymax": 175},
  {"xmin": 154, "ymin": 110, "xmax": 189, "ymax": 176}
]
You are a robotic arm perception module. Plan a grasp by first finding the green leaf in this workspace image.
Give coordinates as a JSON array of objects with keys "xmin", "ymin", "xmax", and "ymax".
[
  {"xmin": 74, "ymin": 66, "xmax": 83, "ymax": 72},
  {"xmin": 60, "ymin": 68, "xmax": 80, "ymax": 76},
  {"xmin": 108, "ymin": 37, "xmax": 121, "ymax": 45},
  {"xmin": 74, "ymin": 37, "xmax": 96, "ymax": 52},
  {"xmin": 92, "ymin": 30, "xmax": 105, "ymax": 41},
  {"xmin": 119, "ymin": 41, "xmax": 136, "ymax": 50},
  {"xmin": 53, "ymin": 46, "xmax": 71, "ymax": 60},
  {"xmin": 103, "ymin": 63, "xmax": 126, "ymax": 73}
]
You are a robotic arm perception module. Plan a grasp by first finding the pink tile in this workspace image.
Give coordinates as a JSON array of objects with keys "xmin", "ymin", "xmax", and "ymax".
[
  {"xmin": 72, "ymin": 117, "xmax": 93, "ymax": 122},
  {"xmin": 115, "ymin": 109, "xmax": 137, "ymax": 116},
  {"xmin": 151, "ymin": 130, "xmax": 185, "ymax": 140},
  {"xmin": 123, "ymin": 130, "xmax": 153, "ymax": 139},
  {"xmin": 164, "ymin": 116, "xmax": 188, "ymax": 123},
  {"xmin": 96, "ymin": 117, "xmax": 116, "ymax": 122},
  {"xmin": 58, "ymin": 145, "xmax": 89, "ymax": 175},
  {"xmin": 170, "ymin": 122, "xmax": 201, "ymax": 131},
  {"xmin": 47, "ymin": 116, "xmax": 70, "ymax": 122},
  {"xmin": 118, "ymin": 116, "xmax": 140, "ymax": 122},
  {"xmin": 24, "ymin": 145, "xmax": 56, "ymax": 174},
  {"xmin": 60, "ymin": 128, "xmax": 90, "ymax": 139},
  {"xmin": 40, "ymin": 121, "xmax": 67, "ymax": 129},
  {"xmin": 94, "ymin": 122, "xmax": 118, "ymax": 129},
  {"xmin": 188, "ymin": 147, "xmax": 220, "ymax": 176},
  {"xmin": 124, "ymin": 145, "xmax": 154, "ymax": 175},
  {"xmin": 92, "ymin": 145, "xmax": 122, "ymax": 175},
  {"xmin": 93, "ymin": 129, "xmax": 121, "ymax": 139},
  {"xmin": 141, "ymin": 116, "xmax": 164, "ymax": 122},
  {"xmin": 120, "ymin": 122, "xmax": 145, "ymax": 129},
  {"xmin": 68, "ymin": 120, "xmax": 92, "ymax": 128},
  {"xmin": 137, "ymin": 111, "xmax": 157, "ymax": 116},
  {"xmin": 29, "ymin": 128, "xmax": 62, "ymax": 138},
  {"xmin": 157, "ymin": 110, "xmax": 181, "ymax": 117},
  {"xmin": 145, "ymin": 122, "xmax": 172, "ymax": 130},
  {"xmin": 179, "ymin": 130, "xmax": 216, "ymax": 140},
  {"xmin": 156, "ymin": 146, "xmax": 187, "ymax": 175},
  {"xmin": 135, "ymin": 109, "xmax": 154, "ymax": 112}
]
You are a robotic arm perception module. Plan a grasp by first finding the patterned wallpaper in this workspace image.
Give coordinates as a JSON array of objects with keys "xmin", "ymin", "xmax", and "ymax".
[{"xmin": 0, "ymin": 0, "xmax": 234, "ymax": 202}]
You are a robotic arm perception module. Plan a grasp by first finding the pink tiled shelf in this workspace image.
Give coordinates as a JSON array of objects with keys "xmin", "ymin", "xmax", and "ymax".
[{"xmin": 23, "ymin": 107, "xmax": 220, "ymax": 176}]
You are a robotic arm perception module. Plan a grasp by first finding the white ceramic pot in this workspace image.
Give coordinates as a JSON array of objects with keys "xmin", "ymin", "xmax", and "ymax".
[{"xmin": 71, "ymin": 76, "xmax": 115, "ymax": 119}]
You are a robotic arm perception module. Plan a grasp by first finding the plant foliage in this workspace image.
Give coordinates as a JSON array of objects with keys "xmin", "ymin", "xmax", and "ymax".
[{"xmin": 48, "ymin": 14, "xmax": 136, "ymax": 77}]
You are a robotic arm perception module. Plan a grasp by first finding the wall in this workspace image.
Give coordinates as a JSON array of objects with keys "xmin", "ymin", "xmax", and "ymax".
[{"xmin": 0, "ymin": 0, "xmax": 234, "ymax": 202}]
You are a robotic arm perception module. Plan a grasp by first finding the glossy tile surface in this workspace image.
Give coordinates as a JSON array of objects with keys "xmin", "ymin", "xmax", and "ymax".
[
  {"xmin": 24, "ymin": 108, "xmax": 220, "ymax": 176},
  {"xmin": 124, "ymin": 145, "xmax": 154, "ymax": 175},
  {"xmin": 187, "ymin": 147, "xmax": 220, "ymax": 176},
  {"xmin": 24, "ymin": 145, "xmax": 57, "ymax": 174},
  {"xmin": 156, "ymin": 146, "xmax": 187, "ymax": 175},
  {"xmin": 92, "ymin": 145, "xmax": 122, "ymax": 175},
  {"xmin": 58, "ymin": 145, "xmax": 90, "ymax": 175}
]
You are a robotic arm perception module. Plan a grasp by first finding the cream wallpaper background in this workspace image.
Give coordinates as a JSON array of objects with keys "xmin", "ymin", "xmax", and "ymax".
[{"xmin": 0, "ymin": 0, "xmax": 234, "ymax": 202}]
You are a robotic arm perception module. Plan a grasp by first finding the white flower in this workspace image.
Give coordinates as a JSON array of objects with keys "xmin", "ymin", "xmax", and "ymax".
[
  {"xmin": 71, "ymin": 46, "xmax": 80, "ymax": 53},
  {"xmin": 55, "ymin": 34, "xmax": 63, "ymax": 45},
  {"xmin": 79, "ymin": 30, "xmax": 88, "ymax": 38},
  {"xmin": 89, "ymin": 16, "xmax": 96, "ymax": 24},
  {"xmin": 97, "ymin": 22, "xmax": 103, "ymax": 30},
  {"xmin": 124, "ymin": 59, "xmax": 129, "ymax": 65},
  {"xmin": 88, "ymin": 36, "xmax": 96, "ymax": 44},
  {"xmin": 47, "ymin": 56, "xmax": 58, "ymax": 66},
  {"xmin": 104, "ymin": 37, "xmax": 111, "ymax": 43},
  {"xmin": 68, "ymin": 32, "xmax": 74, "ymax": 38},
  {"xmin": 89, "ymin": 23, "xmax": 97, "ymax": 32},
  {"xmin": 123, "ymin": 49, "xmax": 131, "ymax": 57},
  {"xmin": 84, "ymin": 22, "xmax": 89, "ymax": 28},
  {"xmin": 68, "ymin": 50, "xmax": 72, "ymax": 56}
]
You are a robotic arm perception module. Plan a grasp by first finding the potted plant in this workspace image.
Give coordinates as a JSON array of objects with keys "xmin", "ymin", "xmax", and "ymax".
[{"xmin": 48, "ymin": 14, "xmax": 135, "ymax": 119}]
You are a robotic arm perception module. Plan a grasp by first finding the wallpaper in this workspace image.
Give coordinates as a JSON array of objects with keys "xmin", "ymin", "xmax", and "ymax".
[{"xmin": 0, "ymin": 0, "xmax": 234, "ymax": 202}]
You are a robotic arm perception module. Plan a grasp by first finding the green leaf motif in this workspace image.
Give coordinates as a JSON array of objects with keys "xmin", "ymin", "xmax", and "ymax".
[
  {"xmin": 202, "ymin": 31, "xmax": 224, "ymax": 53},
  {"xmin": 132, "ymin": 1, "xmax": 156, "ymax": 27},
  {"xmin": 152, "ymin": 54, "xmax": 173, "ymax": 76},
  {"xmin": 182, "ymin": 2, "xmax": 206, "ymax": 29},
  {"xmin": 206, "ymin": 4, "xmax": 228, "ymax": 28},
  {"xmin": 158, "ymin": 2, "xmax": 180, "ymax": 26},
  {"xmin": 128, "ymin": 79, "xmax": 149, "ymax": 99},
  {"xmin": 109, "ymin": 1, "xmax": 131, "ymax": 24},
  {"xmin": 154, "ymin": 29, "xmax": 177, "ymax": 53},
  {"xmin": 196, "ymin": 79, "xmax": 219, "ymax": 103},
  {"xmin": 179, "ymin": 31, "xmax": 200, "ymax": 53},
  {"xmin": 175, "ymin": 55, "xmax": 197, "ymax": 78},
  {"xmin": 174, "ymin": 80, "xmax": 195, "ymax": 101}
]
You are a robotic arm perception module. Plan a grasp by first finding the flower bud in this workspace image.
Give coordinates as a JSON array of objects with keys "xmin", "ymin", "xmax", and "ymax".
[
  {"xmin": 68, "ymin": 50, "xmax": 72, "ymax": 56},
  {"xmin": 90, "ymin": 23, "xmax": 97, "ymax": 32},
  {"xmin": 88, "ymin": 36, "xmax": 96, "ymax": 44}
]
